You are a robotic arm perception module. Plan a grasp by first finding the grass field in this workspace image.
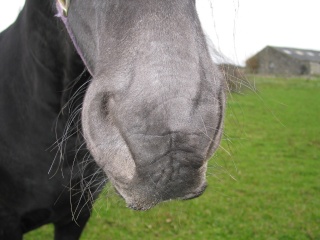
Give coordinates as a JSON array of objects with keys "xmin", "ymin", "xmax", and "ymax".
[{"xmin": 25, "ymin": 76, "xmax": 320, "ymax": 240}]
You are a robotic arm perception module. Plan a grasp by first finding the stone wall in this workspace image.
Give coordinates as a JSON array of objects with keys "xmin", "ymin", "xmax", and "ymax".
[{"xmin": 309, "ymin": 62, "xmax": 320, "ymax": 75}]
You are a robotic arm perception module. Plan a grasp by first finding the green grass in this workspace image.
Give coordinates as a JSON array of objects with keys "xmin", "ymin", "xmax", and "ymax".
[{"xmin": 25, "ymin": 76, "xmax": 320, "ymax": 240}]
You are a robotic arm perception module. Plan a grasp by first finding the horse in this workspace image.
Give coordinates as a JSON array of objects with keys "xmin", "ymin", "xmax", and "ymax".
[{"xmin": 0, "ymin": 0, "xmax": 225, "ymax": 239}]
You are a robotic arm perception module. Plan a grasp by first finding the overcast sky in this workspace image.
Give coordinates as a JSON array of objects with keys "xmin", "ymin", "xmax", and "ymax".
[{"xmin": 1, "ymin": 0, "xmax": 319, "ymax": 66}]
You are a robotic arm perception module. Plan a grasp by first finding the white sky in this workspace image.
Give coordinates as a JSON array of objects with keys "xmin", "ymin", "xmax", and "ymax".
[{"xmin": 1, "ymin": 0, "xmax": 319, "ymax": 66}]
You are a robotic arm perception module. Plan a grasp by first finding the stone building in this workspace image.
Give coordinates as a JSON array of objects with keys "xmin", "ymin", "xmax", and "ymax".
[{"xmin": 246, "ymin": 46, "xmax": 320, "ymax": 76}]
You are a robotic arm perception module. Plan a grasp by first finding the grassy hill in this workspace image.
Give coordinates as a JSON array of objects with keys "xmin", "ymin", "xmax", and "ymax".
[{"xmin": 26, "ymin": 76, "xmax": 320, "ymax": 240}]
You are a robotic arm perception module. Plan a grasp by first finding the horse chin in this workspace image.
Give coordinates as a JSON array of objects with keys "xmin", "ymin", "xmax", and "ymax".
[
  {"xmin": 114, "ymin": 180, "xmax": 208, "ymax": 211},
  {"xmin": 106, "ymin": 162, "xmax": 208, "ymax": 211}
]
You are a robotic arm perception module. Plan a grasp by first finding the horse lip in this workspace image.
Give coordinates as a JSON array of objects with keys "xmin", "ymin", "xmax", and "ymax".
[
  {"xmin": 181, "ymin": 182, "xmax": 207, "ymax": 200},
  {"xmin": 127, "ymin": 183, "xmax": 207, "ymax": 211},
  {"xmin": 113, "ymin": 184, "xmax": 159, "ymax": 211},
  {"xmin": 111, "ymin": 166, "xmax": 208, "ymax": 210},
  {"xmin": 113, "ymin": 187, "xmax": 123, "ymax": 199},
  {"xmin": 120, "ymin": 183, "xmax": 207, "ymax": 211},
  {"xmin": 127, "ymin": 202, "xmax": 157, "ymax": 211}
]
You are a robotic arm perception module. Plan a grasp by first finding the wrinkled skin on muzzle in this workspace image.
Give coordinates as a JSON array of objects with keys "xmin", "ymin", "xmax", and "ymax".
[{"xmin": 58, "ymin": 0, "xmax": 225, "ymax": 210}]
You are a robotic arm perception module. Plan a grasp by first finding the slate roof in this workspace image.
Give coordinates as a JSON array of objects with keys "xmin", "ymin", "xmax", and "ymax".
[{"xmin": 271, "ymin": 46, "xmax": 320, "ymax": 63}]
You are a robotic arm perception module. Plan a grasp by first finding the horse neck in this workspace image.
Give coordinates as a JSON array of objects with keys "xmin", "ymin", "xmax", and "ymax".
[
  {"xmin": 20, "ymin": 1, "xmax": 66, "ymax": 75},
  {"xmin": 12, "ymin": 1, "xmax": 86, "ymax": 114}
]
